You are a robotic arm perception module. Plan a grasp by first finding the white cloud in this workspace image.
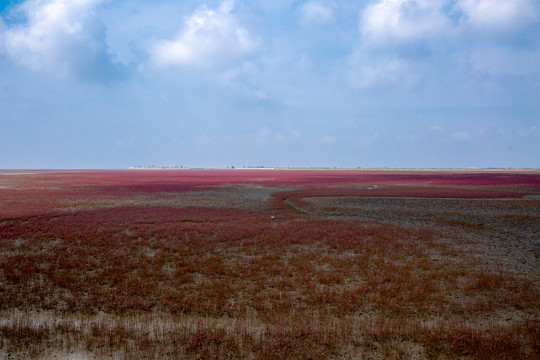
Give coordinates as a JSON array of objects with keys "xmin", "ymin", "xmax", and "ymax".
[
  {"xmin": 519, "ymin": 125, "xmax": 538, "ymax": 138},
  {"xmin": 468, "ymin": 46, "xmax": 540, "ymax": 76},
  {"xmin": 360, "ymin": 0, "xmax": 451, "ymax": 43},
  {"xmin": 358, "ymin": 132, "xmax": 379, "ymax": 146},
  {"xmin": 258, "ymin": 125, "xmax": 271, "ymax": 138},
  {"xmin": 256, "ymin": 126, "xmax": 300, "ymax": 143},
  {"xmin": 453, "ymin": 131, "xmax": 471, "ymax": 141},
  {"xmin": 0, "ymin": 18, "xmax": 6, "ymax": 49},
  {"xmin": 352, "ymin": 0, "xmax": 540, "ymax": 88},
  {"xmin": 359, "ymin": 0, "xmax": 539, "ymax": 42},
  {"xmin": 429, "ymin": 125, "xmax": 445, "ymax": 133},
  {"xmin": 299, "ymin": 1, "xmax": 334, "ymax": 25},
  {"xmin": 152, "ymin": 1, "xmax": 256, "ymax": 68},
  {"xmin": 2, "ymin": 0, "xmax": 123, "ymax": 82},
  {"xmin": 218, "ymin": 62, "xmax": 270, "ymax": 100},
  {"xmin": 319, "ymin": 135, "xmax": 335, "ymax": 144},
  {"xmin": 253, "ymin": 89, "xmax": 269, "ymax": 99},
  {"xmin": 351, "ymin": 0, "xmax": 445, "ymax": 88},
  {"xmin": 347, "ymin": 50, "xmax": 414, "ymax": 88},
  {"xmin": 457, "ymin": 0, "xmax": 539, "ymax": 32}
]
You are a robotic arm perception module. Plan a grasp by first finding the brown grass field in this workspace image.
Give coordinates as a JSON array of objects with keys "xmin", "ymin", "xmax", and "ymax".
[{"xmin": 0, "ymin": 169, "xmax": 539, "ymax": 359}]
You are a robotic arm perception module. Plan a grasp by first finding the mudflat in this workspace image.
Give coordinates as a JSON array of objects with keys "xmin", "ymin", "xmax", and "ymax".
[{"xmin": 1, "ymin": 169, "xmax": 539, "ymax": 359}]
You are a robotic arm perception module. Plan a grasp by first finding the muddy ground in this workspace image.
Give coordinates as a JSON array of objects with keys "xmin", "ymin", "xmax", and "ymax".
[{"xmin": 294, "ymin": 195, "xmax": 539, "ymax": 280}]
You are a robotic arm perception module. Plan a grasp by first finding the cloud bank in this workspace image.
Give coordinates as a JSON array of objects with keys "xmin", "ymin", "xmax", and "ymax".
[
  {"xmin": 1, "ymin": 0, "xmax": 537, "ymax": 86},
  {"xmin": 360, "ymin": 0, "xmax": 539, "ymax": 42},
  {"xmin": 348, "ymin": 0, "xmax": 540, "ymax": 88},
  {"xmin": 1, "ymin": 0, "xmax": 125, "ymax": 82}
]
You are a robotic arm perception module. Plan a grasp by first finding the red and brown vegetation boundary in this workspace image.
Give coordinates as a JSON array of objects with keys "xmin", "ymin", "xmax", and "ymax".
[{"xmin": 0, "ymin": 169, "xmax": 539, "ymax": 359}]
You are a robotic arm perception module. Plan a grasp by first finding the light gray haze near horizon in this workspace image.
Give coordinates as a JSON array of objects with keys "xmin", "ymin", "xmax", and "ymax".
[{"xmin": 1, "ymin": 0, "xmax": 539, "ymax": 168}]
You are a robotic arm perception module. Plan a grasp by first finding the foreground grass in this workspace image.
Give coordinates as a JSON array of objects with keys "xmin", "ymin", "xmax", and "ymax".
[{"xmin": 1, "ymin": 204, "xmax": 539, "ymax": 359}]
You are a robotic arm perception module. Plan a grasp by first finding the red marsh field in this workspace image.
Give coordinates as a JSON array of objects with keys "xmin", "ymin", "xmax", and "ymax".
[{"xmin": 0, "ymin": 169, "xmax": 539, "ymax": 359}]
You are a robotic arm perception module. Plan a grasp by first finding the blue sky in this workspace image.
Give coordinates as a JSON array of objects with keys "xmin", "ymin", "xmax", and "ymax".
[{"xmin": 1, "ymin": 0, "xmax": 539, "ymax": 168}]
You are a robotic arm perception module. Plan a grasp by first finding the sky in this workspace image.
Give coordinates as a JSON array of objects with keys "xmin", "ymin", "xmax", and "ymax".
[{"xmin": 0, "ymin": 0, "xmax": 539, "ymax": 169}]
